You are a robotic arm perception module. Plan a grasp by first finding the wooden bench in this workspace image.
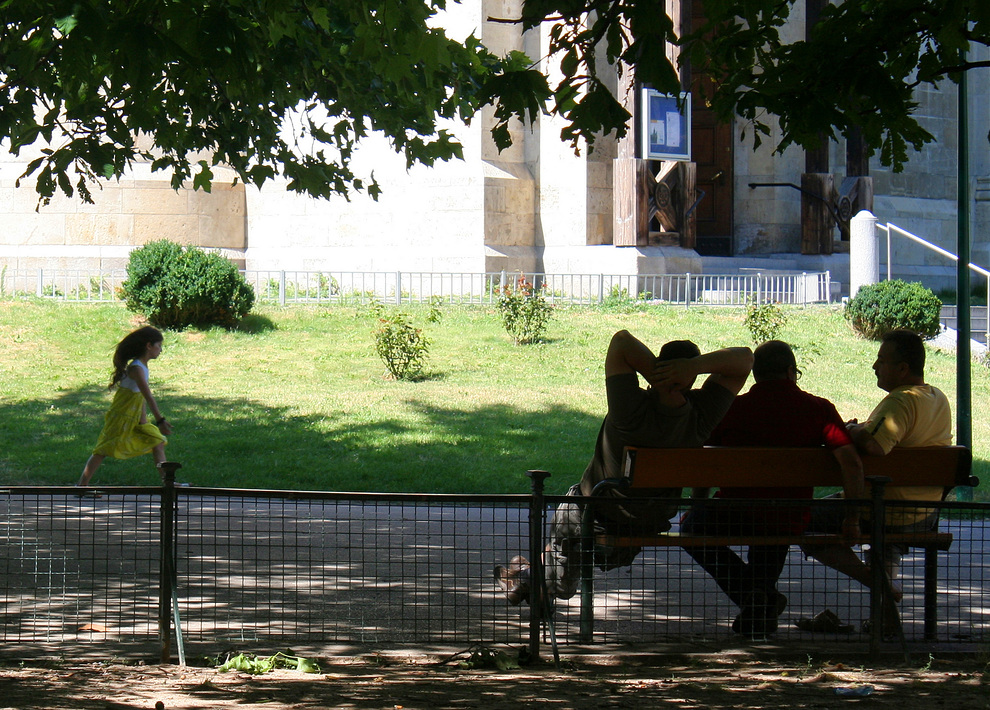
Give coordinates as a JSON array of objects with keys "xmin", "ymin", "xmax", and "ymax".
[{"xmin": 576, "ymin": 445, "xmax": 976, "ymax": 645}]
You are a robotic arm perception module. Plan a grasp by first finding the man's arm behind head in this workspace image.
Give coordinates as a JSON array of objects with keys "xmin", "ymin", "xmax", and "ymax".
[{"xmin": 653, "ymin": 347, "xmax": 754, "ymax": 395}]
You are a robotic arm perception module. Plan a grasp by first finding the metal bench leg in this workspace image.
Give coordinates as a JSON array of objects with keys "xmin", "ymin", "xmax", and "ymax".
[
  {"xmin": 923, "ymin": 545, "xmax": 938, "ymax": 640},
  {"xmin": 865, "ymin": 475, "xmax": 912, "ymax": 660}
]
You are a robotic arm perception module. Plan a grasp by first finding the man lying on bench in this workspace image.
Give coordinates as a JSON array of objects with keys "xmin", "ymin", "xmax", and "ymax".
[{"xmin": 494, "ymin": 329, "xmax": 753, "ymax": 605}]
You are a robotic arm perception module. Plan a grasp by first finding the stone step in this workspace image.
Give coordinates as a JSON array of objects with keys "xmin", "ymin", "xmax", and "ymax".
[{"xmin": 940, "ymin": 305, "xmax": 989, "ymax": 344}]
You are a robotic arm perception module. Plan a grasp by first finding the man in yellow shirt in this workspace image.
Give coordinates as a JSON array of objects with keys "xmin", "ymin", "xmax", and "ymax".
[{"xmin": 802, "ymin": 328, "xmax": 952, "ymax": 600}]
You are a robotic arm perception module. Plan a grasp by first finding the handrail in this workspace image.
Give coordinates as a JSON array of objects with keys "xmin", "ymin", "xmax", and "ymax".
[{"xmin": 877, "ymin": 222, "xmax": 989, "ymax": 343}]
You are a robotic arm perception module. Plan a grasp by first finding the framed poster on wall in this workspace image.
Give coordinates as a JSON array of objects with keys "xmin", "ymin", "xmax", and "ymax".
[{"xmin": 640, "ymin": 89, "xmax": 691, "ymax": 161}]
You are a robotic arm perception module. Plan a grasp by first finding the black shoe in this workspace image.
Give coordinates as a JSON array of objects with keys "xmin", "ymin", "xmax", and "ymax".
[
  {"xmin": 494, "ymin": 556, "xmax": 531, "ymax": 606},
  {"xmin": 769, "ymin": 590, "xmax": 788, "ymax": 618},
  {"xmin": 732, "ymin": 591, "xmax": 777, "ymax": 640}
]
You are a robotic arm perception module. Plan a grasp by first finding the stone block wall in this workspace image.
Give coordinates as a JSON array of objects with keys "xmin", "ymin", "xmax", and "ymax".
[{"xmin": 0, "ymin": 156, "xmax": 247, "ymax": 269}]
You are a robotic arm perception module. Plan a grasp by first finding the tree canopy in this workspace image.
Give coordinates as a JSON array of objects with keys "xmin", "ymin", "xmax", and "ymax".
[
  {"xmin": 0, "ymin": 0, "xmax": 545, "ymax": 202},
  {"xmin": 2, "ymin": 0, "xmax": 988, "ymax": 203},
  {"xmin": 687, "ymin": 0, "xmax": 990, "ymax": 170},
  {"xmin": 522, "ymin": 0, "xmax": 990, "ymax": 171}
]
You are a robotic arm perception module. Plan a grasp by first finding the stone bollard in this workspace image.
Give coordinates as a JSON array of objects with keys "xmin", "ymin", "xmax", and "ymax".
[{"xmin": 849, "ymin": 210, "xmax": 880, "ymax": 299}]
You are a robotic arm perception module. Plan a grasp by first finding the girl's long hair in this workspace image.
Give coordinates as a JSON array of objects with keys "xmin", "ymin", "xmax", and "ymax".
[{"xmin": 108, "ymin": 326, "xmax": 163, "ymax": 390}]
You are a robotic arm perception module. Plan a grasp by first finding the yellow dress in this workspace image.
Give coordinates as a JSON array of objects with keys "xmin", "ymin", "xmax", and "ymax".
[{"xmin": 92, "ymin": 384, "xmax": 167, "ymax": 459}]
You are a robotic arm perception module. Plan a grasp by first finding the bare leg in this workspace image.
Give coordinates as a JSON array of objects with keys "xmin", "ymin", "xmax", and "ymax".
[
  {"xmin": 152, "ymin": 444, "xmax": 167, "ymax": 481},
  {"xmin": 802, "ymin": 544, "xmax": 903, "ymax": 602},
  {"xmin": 78, "ymin": 454, "xmax": 105, "ymax": 487}
]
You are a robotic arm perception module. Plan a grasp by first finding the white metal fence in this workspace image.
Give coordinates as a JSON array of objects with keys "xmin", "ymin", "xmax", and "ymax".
[{"xmin": 0, "ymin": 266, "xmax": 832, "ymax": 307}]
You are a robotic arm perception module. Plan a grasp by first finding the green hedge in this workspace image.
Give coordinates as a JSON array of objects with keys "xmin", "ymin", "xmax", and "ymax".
[
  {"xmin": 122, "ymin": 240, "xmax": 255, "ymax": 329},
  {"xmin": 844, "ymin": 279, "xmax": 942, "ymax": 340}
]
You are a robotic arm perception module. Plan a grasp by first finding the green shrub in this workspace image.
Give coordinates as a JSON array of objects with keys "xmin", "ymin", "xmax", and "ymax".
[
  {"xmin": 122, "ymin": 240, "xmax": 255, "ymax": 329},
  {"xmin": 601, "ymin": 284, "xmax": 634, "ymax": 309},
  {"xmin": 744, "ymin": 300, "xmax": 788, "ymax": 343},
  {"xmin": 374, "ymin": 311, "xmax": 430, "ymax": 380},
  {"xmin": 427, "ymin": 296, "xmax": 445, "ymax": 324},
  {"xmin": 496, "ymin": 276, "xmax": 554, "ymax": 344},
  {"xmin": 844, "ymin": 279, "xmax": 942, "ymax": 340}
]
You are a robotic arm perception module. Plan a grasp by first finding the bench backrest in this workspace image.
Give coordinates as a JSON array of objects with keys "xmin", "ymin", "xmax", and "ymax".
[{"xmin": 622, "ymin": 445, "xmax": 975, "ymax": 490}]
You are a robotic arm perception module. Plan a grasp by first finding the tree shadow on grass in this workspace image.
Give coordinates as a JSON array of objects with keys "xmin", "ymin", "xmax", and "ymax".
[
  {"xmin": 0, "ymin": 385, "xmax": 600, "ymax": 494},
  {"xmin": 0, "ymin": 381, "xmax": 604, "ymax": 657}
]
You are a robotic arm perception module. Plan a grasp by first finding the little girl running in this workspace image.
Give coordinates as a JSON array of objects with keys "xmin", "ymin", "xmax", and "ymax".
[{"xmin": 77, "ymin": 326, "xmax": 174, "ymax": 493}]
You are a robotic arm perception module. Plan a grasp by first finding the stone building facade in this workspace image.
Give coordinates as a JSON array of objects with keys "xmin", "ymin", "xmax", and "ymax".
[{"xmin": 1, "ymin": 1, "xmax": 987, "ymax": 296}]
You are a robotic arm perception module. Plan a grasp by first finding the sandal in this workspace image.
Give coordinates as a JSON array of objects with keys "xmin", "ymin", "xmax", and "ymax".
[
  {"xmin": 795, "ymin": 609, "xmax": 854, "ymax": 633},
  {"xmin": 494, "ymin": 556, "xmax": 531, "ymax": 606}
]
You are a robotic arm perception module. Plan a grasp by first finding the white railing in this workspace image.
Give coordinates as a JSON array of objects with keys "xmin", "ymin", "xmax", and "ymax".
[
  {"xmin": 876, "ymin": 222, "xmax": 990, "ymax": 342},
  {"xmin": 0, "ymin": 266, "xmax": 126, "ymax": 301},
  {"xmin": 0, "ymin": 266, "xmax": 832, "ymax": 307}
]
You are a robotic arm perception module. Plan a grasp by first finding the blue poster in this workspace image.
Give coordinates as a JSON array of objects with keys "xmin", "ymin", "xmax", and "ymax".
[{"xmin": 641, "ymin": 90, "xmax": 691, "ymax": 161}]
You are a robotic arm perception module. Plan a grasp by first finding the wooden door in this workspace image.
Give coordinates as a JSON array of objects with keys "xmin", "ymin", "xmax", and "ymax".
[{"xmin": 690, "ymin": 4, "xmax": 733, "ymax": 255}]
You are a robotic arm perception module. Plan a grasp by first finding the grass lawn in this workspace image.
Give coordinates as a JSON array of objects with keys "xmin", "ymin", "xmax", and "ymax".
[{"xmin": 1, "ymin": 299, "xmax": 986, "ymax": 498}]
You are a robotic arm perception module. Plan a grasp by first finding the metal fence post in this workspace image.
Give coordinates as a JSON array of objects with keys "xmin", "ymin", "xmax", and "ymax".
[
  {"xmin": 158, "ymin": 461, "xmax": 182, "ymax": 664},
  {"xmin": 526, "ymin": 469, "xmax": 550, "ymax": 659},
  {"xmin": 279, "ymin": 271, "xmax": 287, "ymax": 306},
  {"xmin": 36, "ymin": 268, "xmax": 43, "ymax": 297}
]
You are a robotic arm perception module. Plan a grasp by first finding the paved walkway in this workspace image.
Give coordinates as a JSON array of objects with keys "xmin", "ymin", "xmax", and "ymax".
[{"xmin": 0, "ymin": 490, "xmax": 986, "ymax": 659}]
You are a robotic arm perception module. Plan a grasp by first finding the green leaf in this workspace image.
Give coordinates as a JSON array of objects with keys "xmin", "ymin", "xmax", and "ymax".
[
  {"xmin": 495, "ymin": 651, "xmax": 520, "ymax": 671},
  {"xmin": 296, "ymin": 657, "xmax": 321, "ymax": 674},
  {"xmin": 55, "ymin": 14, "xmax": 78, "ymax": 35},
  {"xmin": 192, "ymin": 162, "xmax": 214, "ymax": 193},
  {"xmin": 560, "ymin": 48, "xmax": 579, "ymax": 78}
]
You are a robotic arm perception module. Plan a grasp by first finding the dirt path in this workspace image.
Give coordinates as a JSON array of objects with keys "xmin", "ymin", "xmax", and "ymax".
[{"xmin": 2, "ymin": 651, "xmax": 987, "ymax": 710}]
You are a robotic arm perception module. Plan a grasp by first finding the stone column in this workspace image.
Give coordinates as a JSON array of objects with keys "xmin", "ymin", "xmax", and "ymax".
[{"xmin": 849, "ymin": 210, "xmax": 879, "ymax": 298}]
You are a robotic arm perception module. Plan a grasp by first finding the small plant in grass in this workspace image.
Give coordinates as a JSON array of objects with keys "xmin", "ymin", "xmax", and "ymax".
[
  {"xmin": 844, "ymin": 279, "xmax": 941, "ymax": 340},
  {"xmin": 600, "ymin": 284, "xmax": 648, "ymax": 312},
  {"xmin": 373, "ymin": 310, "xmax": 430, "ymax": 380},
  {"xmin": 496, "ymin": 276, "xmax": 554, "ymax": 344},
  {"xmin": 427, "ymin": 296, "xmax": 444, "ymax": 324},
  {"xmin": 744, "ymin": 300, "xmax": 787, "ymax": 343}
]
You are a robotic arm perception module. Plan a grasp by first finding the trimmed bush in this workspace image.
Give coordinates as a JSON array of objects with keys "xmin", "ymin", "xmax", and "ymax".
[
  {"xmin": 844, "ymin": 279, "xmax": 942, "ymax": 340},
  {"xmin": 122, "ymin": 240, "xmax": 255, "ymax": 329}
]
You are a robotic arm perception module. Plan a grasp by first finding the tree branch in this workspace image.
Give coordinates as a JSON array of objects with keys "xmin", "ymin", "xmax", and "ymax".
[{"xmin": 929, "ymin": 59, "xmax": 990, "ymax": 78}]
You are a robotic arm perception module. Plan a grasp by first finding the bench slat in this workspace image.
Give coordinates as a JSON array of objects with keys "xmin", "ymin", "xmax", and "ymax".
[
  {"xmin": 596, "ymin": 531, "xmax": 954, "ymax": 552},
  {"xmin": 622, "ymin": 445, "xmax": 974, "ymax": 490}
]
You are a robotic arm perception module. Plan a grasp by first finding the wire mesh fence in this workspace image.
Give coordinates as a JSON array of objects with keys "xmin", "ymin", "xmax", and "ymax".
[
  {"xmin": 0, "ymin": 488, "xmax": 161, "ymax": 649},
  {"xmin": 176, "ymin": 491, "xmax": 530, "ymax": 647},
  {"xmin": 0, "ymin": 484, "xmax": 985, "ymax": 658},
  {"xmin": 0, "ymin": 266, "xmax": 833, "ymax": 307},
  {"xmin": 545, "ymin": 495, "xmax": 988, "ymax": 649}
]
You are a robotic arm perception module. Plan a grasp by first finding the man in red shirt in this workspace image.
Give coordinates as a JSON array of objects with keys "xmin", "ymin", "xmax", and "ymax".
[{"xmin": 681, "ymin": 340, "xmax": 863, "ymax": 639}]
